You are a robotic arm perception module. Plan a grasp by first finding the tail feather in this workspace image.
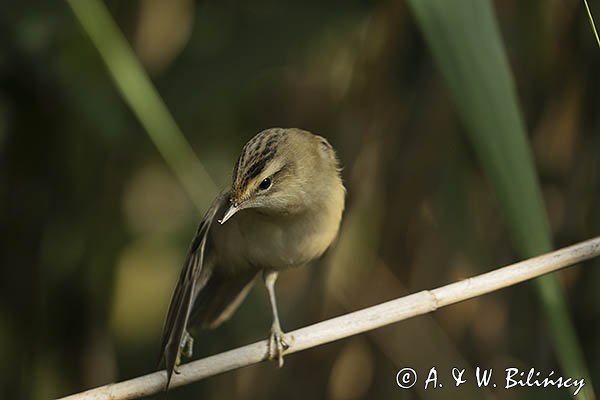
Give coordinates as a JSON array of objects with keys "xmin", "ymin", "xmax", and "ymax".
[
  {"xmin": 158, "ymin": 192, "xmax": 227, "ymax": 390},
  {"xmin": 158, "ymin": 236, "xmax": 206, "ymax": 389}
]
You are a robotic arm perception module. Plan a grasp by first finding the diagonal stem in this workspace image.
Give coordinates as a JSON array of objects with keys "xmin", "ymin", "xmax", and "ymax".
[{"xmin": 58, "ymin": 236, "xmax": 600, "ymax": 400}]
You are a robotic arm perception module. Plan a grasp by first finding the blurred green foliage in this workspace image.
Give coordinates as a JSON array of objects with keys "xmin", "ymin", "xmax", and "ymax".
[
  {"xmin": 408, "ymin": 1, "xmax": 592, "ymax": 398},
  {"xmin": 0, "ymin": 1, "xmax": 599, "ymax": 399}
]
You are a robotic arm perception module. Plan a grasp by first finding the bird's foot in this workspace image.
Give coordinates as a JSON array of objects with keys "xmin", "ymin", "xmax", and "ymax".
[
  {"xmin": 182, "ymin": 332, "xmax": 194, "ymax": 358},
  {"xmin": 267, "ymin": 322, "xmax": 289, "ymax": 367},
  {"xmin": 174, "ymin": 332, "xmax": 194, "ymax": 375}
]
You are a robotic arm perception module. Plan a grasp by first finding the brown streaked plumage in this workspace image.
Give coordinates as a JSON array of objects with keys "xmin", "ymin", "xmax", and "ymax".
[{"xmin": 159, "ymin": 128, "xmax": 345, "ymax": 389}]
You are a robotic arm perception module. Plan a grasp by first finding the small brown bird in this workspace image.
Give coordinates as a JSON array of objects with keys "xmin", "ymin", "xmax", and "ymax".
[{"xmin": 159, "ymin": 128, "xmax": 345, "ymax": 388}]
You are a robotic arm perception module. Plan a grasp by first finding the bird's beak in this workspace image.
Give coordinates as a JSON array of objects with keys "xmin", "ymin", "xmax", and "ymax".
[{"xmin": 218, "ymin": 202, "xmax": 240, "ymax": 224}]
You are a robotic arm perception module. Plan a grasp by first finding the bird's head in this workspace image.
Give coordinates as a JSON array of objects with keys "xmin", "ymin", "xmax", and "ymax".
[{"xmin": 219, "ymin": 128, "xmax": 341, "ymax": 224}]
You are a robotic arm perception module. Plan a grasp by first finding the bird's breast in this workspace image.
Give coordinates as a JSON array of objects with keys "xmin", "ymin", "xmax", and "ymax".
[{"xmin": 211, "ymin": 192, "xmax": 344, "ymax": 276}]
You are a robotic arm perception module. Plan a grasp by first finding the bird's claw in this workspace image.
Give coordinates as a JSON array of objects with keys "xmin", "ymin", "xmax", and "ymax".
[
  {"xmin": 174, "ymin": 332, "xmax": 194, "ymax": 375},
  {"xmin": 182, "ymin": 333, "xmax": 194, "ymax": 358},
  {"xmin": 267, "ymin": 323, "xmax": 289, "ymax": 367}
]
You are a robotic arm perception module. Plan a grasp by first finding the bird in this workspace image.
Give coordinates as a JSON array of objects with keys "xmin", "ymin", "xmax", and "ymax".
[{"xmin": 159, "ymin": 127, "xmax": 345, "ymax": 389}]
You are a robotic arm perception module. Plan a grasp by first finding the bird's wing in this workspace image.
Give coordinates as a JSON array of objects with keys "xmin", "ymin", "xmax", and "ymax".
[
  {"xmin": 187, "ymin": 268, "xmax": 258, "ymax": 330},
  {"xmin": 159, "ymin": 191, "xmax": 229, "ymax": 389}
]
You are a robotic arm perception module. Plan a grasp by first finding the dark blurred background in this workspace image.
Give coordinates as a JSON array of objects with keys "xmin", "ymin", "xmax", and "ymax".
[{"xmin": 1, "ymin": 1, "xmax": 599, "ymax": 399}]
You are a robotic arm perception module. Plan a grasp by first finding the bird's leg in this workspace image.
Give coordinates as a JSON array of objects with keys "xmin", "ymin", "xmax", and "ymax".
[{"xmin": 263, "ymin": 270, "xmax": 288, "ymax": 367}]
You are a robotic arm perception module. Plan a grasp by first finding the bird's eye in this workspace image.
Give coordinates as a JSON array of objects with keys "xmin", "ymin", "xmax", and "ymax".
[{"xmin": 258, "ymin": 177, "xmax": 272, "ymax": 191}]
